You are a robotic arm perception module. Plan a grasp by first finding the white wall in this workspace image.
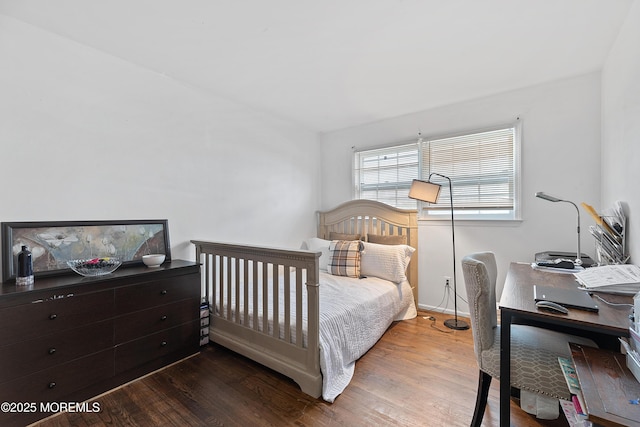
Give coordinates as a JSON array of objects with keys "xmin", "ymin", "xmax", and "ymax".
[
  {"xmin": 602, "ymin": 0, "xmax": 640, "ymax": 264},
  {"xmin": 320, "ymin": 73, "xmax": 602, "ymax": 313},
  {"xmin": 0, "ymin": 15, "xmax": 321, "ymax": 266}
]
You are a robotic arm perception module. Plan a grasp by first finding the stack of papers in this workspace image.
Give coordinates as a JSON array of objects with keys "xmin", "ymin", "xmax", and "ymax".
[{"xmin": 574, "ymin": 264, "xmax": 640, "ymax": 294}]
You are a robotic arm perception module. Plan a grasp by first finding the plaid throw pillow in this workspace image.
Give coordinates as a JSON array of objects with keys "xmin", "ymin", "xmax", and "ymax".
[{"xmin": 327, "ymin": 240, "xmax": 363, "ymax": 278}]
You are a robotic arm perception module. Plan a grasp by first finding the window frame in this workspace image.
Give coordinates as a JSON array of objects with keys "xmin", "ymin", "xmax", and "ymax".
[{"xmin": 353, "ymin": 121, "xmax": 522, "ymax": 221}]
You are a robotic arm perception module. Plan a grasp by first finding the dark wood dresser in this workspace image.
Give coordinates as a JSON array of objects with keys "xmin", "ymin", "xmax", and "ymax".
[{"xmin": 0, "ymin": 260, "xmax": 200, "ymax": 426}]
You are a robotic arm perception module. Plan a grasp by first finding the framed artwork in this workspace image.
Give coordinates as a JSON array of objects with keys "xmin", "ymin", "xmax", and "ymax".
[{"xmin": 1, "ymin": 219, "xmax": 171, "ymax": 282}]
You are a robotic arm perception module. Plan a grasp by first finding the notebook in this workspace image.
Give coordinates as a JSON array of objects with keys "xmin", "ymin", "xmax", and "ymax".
[{"xmin": 533, "ymin": 285, "xmax": 599, "ymax": 312}]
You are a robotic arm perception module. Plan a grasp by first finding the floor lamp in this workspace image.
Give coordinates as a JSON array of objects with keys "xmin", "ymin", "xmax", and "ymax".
[{"xmin": 409, "ymin": 175, "xmax": 469, "ymax": 330}]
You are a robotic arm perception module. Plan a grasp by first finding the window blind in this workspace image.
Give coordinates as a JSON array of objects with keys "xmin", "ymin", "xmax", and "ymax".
[
  {"xmin": 422, "ymin": 128, "xmax": 515, "ymax": 212},
  {"xmin": 354, "ymin": 143, "xmax": 419, "ymax": 210}
]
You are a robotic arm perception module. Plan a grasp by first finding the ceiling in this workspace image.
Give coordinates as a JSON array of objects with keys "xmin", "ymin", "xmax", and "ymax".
[{"xmin": 0, "ymin": 0, "xmax": 633, "ymax": 133}]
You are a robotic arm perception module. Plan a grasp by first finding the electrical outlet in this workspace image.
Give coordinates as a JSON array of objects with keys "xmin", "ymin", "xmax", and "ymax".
[{"xmin": 444, "ymin": 276, "xmax": 451, "ymax": 288}]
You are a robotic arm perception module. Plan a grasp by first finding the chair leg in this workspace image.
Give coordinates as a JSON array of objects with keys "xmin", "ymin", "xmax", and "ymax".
[{"xmin": 470, "ymin": 370, "xmax": 492, "ymax": 427}]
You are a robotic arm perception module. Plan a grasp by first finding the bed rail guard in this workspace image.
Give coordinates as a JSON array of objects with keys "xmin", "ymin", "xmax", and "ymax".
[{"xmin": 190, "ymin": 240, "xmax": 322, "ymax": 397}]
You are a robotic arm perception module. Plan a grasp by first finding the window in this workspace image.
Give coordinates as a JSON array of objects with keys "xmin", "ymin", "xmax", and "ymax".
[
  {"xmin": 353, "ymin": 143, "xmax": 419, "ymax": 210},
  {"xmin": 353, "ymin": 124, "xmax": 520, "ymax": 220}
]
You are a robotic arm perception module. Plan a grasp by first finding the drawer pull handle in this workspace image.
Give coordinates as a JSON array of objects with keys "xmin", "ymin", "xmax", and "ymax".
[
  {"xmin": 48, "ymin": 382, "xmax": 56, "ymax": 389},
  {"xmin": 48, "ymin": 348, "xmax": 56, "ymax": 355},
  {"xmin": 160, "ymin": 290, "xmax": 167, "ymax": 295},
  {"xmin": 49, "ymin": 314, "xmax": 57, "ymax": 320},
  {"xmin": 161, "ymin": 315, "xmax": 168, "ymax": 321},
  {"xmin": 161, "ymin": 341, "xmax": 168, "ymax": 347}
]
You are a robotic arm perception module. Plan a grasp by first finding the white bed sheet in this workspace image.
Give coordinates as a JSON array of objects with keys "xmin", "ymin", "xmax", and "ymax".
[{"xmin": 211, "ymin": 269, "xmax": 416, "ymax": 402}]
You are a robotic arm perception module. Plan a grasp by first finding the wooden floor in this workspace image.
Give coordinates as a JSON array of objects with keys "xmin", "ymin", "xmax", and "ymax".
[{"xmin": 35, "ymin": 312, "xmax": 570, "ymax": 427}]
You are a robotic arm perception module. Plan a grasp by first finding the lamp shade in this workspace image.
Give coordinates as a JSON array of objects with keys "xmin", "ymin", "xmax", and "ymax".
[
  {"xmin": 535, "ymin": 192, "xmax": 563, "ymax": 203},
  {"xmin": 408, "ymin": 179, "xmax": 441, "ymax": 203}
]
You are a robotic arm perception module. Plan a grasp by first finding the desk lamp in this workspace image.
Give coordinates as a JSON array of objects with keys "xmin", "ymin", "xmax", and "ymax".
[
  {"xmin": 409, "ymin": 175, "xmax": 469, "ymax": 330},
  {"xmin": 535, "ymin": 192, "xmax": 582, "ymax": 266}
]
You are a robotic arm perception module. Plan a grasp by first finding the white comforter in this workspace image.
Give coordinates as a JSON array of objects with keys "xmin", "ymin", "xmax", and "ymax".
[
  {"xmin": 317, "ymin": 272, "xmax": 416, "ymax": 401},
  {"xmin": 212, "ymin": 270, "xmax": 416, "ymax": 402}
]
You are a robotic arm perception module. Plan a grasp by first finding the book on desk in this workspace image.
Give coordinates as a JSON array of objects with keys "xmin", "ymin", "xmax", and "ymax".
[{"xmin": 558, "ymin": 356, "xmax": 588, "ymax": 424}]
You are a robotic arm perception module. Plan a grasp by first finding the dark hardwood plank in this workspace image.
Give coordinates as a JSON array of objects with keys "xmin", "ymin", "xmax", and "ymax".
[{"xmin": 34, "ymin": 312, "xmax": 570, "ymax": 427}]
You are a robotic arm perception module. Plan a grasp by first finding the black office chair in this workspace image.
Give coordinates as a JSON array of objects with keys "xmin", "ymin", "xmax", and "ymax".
[{"xmin": 461, "ymin": 252, "xmax": 596, "ymax": 426}]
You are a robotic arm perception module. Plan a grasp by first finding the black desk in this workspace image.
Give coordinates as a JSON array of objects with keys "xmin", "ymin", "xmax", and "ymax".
[{"xmin": 498, "ymin": 262, "xmax": 633, "ymax": 427}]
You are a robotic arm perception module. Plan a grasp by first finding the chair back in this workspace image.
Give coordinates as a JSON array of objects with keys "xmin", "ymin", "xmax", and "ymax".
[{"xmin": 461, "ymin": 252, "xmax": 498, "ymax": 365}]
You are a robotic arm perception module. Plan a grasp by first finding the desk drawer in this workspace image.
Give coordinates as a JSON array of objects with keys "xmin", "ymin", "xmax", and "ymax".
[
  {"xmin": 114, "ymin": 298, "xmax": 199, "ymax": 344},
  {"xmin": 0, "ymin": 291, "xmax": 114, "ymax": 346},
  {"xmin": 115, "ymin": 319, "xmax": 199, "ymax": 374},
  {"xmin": 0, "ymin": 320, "xmax": 113, "ymax": 383},
  {"xmin": 115, "ymin": 274, "xmax": 200, "ymax": 314}
]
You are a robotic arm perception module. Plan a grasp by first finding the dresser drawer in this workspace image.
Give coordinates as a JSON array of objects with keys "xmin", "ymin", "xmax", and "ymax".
[
  {"xmin": 114, "ymin": 298, "xmax": 199, "ymax": 344},
  {"xmin": 0, "ymin": 291, "xmax": 114, "ymax": 346},
  {"xmin": 115, "ymin": 319, "xmax": 199, "ymax": 374},
  {"xmin": 0, "ymin": 320, "xmax": 114, "ymax": 384},
  {"xmin": 0, "ymin": 349, "xmax": 114, "ymax": 404},
  {"xmin": 115, "ymin": 274, "xmax": 200, "ymax": 314}
]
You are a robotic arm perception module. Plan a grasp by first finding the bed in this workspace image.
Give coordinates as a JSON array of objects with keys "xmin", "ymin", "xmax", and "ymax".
[{"xmin": 191, "ymin": 200, "xmax": 418, "ymax": 402}]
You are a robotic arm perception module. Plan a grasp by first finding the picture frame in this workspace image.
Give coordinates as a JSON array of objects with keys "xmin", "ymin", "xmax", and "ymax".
[{"xmin": 1, "ymin": 219, "xmax": 171, "ymax": 283}]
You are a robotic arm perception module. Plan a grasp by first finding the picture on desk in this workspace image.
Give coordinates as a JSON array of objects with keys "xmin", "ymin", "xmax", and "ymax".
[{"xmin": 533, "ymin": 285, "xmax": 599, "ymax": 312}]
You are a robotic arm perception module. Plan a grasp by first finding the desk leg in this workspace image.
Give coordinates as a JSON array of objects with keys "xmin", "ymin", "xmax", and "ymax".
[{"xmin": 500, "ymin": 310, "xmax": 511, "ymax": 427}]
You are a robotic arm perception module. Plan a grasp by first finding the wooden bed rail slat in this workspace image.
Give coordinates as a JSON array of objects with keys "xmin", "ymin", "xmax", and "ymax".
[
  {"xmin": 272, "ymin": 262, "xmax": 279, "ymax": 339},
  {"xmin": 295, "ymin": 269, "xmax": 303, "ymax": 347},
  {"xmin": 218, "ymin": 256, "xmax": 223, "ymax": 319},
  {"xmin": 232, "ymin": 258, "xmax": 240, "ymax": 323},
  {"xmin": 226, "ymin": 256, "xmax": 232, "ymax": 320},
  {"xmin": 262, "ymin": 261, "xmax": 268, "ymax": 335},
  {"xmin": 243, "ymin": 259, "xmax": 249, "ymax": 326},
  {"xmin": 252, "ymin": 260, "xmax": 259, "ymax": 331}
]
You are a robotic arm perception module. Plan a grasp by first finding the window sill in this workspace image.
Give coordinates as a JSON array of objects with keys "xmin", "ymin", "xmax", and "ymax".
[{"xmin": 417, "ymin": 218, "xmax": 523, "ymax": 227}]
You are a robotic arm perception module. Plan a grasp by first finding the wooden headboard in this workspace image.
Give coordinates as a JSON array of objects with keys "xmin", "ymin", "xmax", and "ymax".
[{"xmin": 317, "ymin": 200, "xmax": 419, "ymax": 305}]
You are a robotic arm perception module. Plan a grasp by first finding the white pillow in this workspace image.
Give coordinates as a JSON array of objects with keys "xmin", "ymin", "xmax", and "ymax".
[
  {"xmin": 360, "ymin": 241, "xmax": 415, "ymax": 283},
  {"xmin": 301, "ymin": 237, "xmax": 331, "ymax": 271}
]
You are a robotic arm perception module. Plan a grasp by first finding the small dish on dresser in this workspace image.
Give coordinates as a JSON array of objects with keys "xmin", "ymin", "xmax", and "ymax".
[{"xmin": 142, "ymin": 254, "xmax": 165, "ymax": 267}]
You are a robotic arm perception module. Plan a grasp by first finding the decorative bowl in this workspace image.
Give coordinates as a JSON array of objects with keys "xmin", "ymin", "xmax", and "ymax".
[
  {"xmin": 142, "ymin": 254, "xmax": 165, "ymax": 267},
  {"xmin": 67, "ymin": 258, "xmax": 122, "ymax": 277}
]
